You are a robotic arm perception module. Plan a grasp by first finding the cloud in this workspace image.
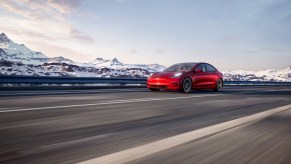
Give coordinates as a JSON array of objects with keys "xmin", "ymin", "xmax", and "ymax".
[
  {"xmin": 130, "ymin": 48, "xmax": 138, "ymax": 54},
  {"xmin": 0, "ymin": 0, "xmax": 94, "ymax": 45},
  {"xmin": 77, "ymin": 12, "xmax": 99, "ymax": 19},
  {"xmin": 0, "ymin": 0, "xmax": 82, "ymax": 20},
  {"xmin": 245, "ymin": 50, "xmax": 260, "ymax": 54},
  {"xmin": 0, "ymin": 15, "xmax": 94, "ymax": 43},
  {"xmin": 47, "ymin": 0, "xmax": 81, "ymax": 14},
  {"xmin": 27, "ymin": 41, "xmax": 94, "ymax": 62},
  {"xmin": 155, "ymin": 49, "xmax": 165, "ymax": 54},
  {"xmin": 69, "ymin": 27, "xmax": 94, "ymax": 43},
  {"xmin": 0, "ymin": 0, "xmax": 38, "ymax": 19}
]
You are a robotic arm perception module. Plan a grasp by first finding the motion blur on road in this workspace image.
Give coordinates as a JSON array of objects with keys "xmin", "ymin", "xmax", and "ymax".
[{"xmin": 0, "ymin": 86, "xmax": 290, "ymax": 164}]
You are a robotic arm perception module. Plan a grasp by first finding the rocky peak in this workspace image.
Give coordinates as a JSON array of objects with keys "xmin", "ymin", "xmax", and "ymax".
[
  {"xmin": 48, "ymin": 56, "xmax": 74, "ymax": 63},
  {"xmin": 0, "ymin": 48, "xmax": 6, "ymax": 56},
  {"xmin": 0, "ymin": 33, "xmax": 9, "ymax": 44},
  {"xmin": 111, "ymin": 58, "xmax": 122, "ymax": 64},
  {"xmin": 93, "ymin": 57, "xmax": 110, "ymax": 65},
  {"xmin": 94, "ymin": 57, "xmax": 105, "ymax": 62}
]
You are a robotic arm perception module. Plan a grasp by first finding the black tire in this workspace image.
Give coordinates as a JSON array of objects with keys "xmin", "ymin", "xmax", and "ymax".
[
  {"xmin": 214, "ymin": 79, "xmax": 223, "ymax": 92},
  {"xmin": 181, "ymin": 77, "xmax": 192, "ymax": 93},
  {"xmin": 150, "ymin": 88, "xmax": 160, "ymax": 92}
]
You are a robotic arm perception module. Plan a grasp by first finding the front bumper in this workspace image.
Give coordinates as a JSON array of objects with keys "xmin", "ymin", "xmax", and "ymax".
[{"xmin": 147, "ymin": 78, "xmax": 181, "ymax": 90}]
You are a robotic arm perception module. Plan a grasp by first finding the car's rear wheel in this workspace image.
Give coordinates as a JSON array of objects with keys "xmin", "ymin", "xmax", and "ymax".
[
  {"xmin": 150, "ymin": 88, "xmax": 160, "ymax": 92},
  {"xmin": 181, "ymin": 77, "xmax": 192, "ymax": 93},
  {"xmin": 214, "ymin": 79, "xmax": 223, "ymax": 92}
]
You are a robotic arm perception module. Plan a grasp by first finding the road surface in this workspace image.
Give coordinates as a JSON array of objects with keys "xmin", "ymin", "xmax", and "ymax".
[{"xmin": 0, "ymin": 86, "xmax": 290, "ymax": 164}]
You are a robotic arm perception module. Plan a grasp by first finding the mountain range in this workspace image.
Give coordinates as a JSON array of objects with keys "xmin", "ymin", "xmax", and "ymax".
[
  {"xmin": 0, "ymin": 33, "xmax": 290, "ymax": 81},
  {"xmin": 0, "ymin": 33, "xmax": 166, "ymax": 78}
]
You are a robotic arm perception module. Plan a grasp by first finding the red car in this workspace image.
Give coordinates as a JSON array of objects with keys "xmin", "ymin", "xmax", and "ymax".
[{"xmin": 147, "ymin": 62, "xmax": 223, "ymax": 93}]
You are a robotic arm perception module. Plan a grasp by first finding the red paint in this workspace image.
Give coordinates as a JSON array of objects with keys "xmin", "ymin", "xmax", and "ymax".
[{"xmin": 147, "ymin": 62, "xmax": 223, "ymax": 92}]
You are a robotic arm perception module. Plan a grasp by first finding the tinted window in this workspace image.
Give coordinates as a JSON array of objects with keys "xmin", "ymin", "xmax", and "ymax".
[
  {"xmin": 164, "ymin": 64, "xmax": 180, "ymax": 72},
  {"xmin": 164, "ymin": 63, "xmax": 197, "ymax": 72},
  {"xmin": 195, "ymin": 64, "xmax": 206, "ymax": 72},
  {"xmin": 206, "ymin": 64, "xmax": 216, "ymax": 72}
]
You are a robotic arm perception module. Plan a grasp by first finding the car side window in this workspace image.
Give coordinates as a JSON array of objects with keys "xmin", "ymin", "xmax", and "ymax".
[
  {"xmin": 180, "ymin": 64, "xmax": 191, "ymax": 71},
  {"xmin": 195, "ymin": 64, "xmax": 206, "ymax": 72},
  {"xmin": 206, "ymin": 64, "xmax": 216, "ymax": 72}
]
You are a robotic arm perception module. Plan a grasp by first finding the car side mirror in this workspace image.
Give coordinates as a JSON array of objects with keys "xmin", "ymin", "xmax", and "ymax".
[{"xmin": 195, "ymin": 69, "xmax": 202, "ymax": 73}]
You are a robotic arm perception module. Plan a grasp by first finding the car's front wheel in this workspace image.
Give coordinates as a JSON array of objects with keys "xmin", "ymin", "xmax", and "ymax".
[
  {"xmin": 150, "ymin": 88, "xmax": 160, "ymax": 92},
  {"xmin": 181, "ymin": 77, "xmax": 192, "ymax": 93},
  {"xmin": 214, "ymin": 79, "xmax": 223, "ymax": 92}
]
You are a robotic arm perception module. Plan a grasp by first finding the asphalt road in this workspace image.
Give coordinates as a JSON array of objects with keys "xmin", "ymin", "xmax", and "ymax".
[{"xmin": 0, "ymin": 86, "xmax": 290, "ymax": 164}]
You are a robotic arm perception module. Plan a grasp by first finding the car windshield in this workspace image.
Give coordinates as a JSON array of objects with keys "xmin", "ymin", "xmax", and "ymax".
[{"xmin": 164, "ymin": 63, "xmax": 197, "ymax": 72}]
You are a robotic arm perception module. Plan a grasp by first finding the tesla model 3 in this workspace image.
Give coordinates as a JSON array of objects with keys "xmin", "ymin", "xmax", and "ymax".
[{"xmin": 147, "ymin": 62, "xmax": 223, "ymax": 93}]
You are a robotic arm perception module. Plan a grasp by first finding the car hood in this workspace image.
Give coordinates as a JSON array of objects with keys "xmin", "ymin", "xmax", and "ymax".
[{"xmin": 151, "ymin": 72, "xmax": 178, "ymax": 78}]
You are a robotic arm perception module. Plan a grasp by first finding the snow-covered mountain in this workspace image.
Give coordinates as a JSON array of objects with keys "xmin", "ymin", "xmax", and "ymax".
[
  {"xmin": 0, "ymin": 32, "xmax": 290, "ymax": 81},
  {"xmin": 92, "ymin": 57, "xmax": 166, "ymax": 72},
  {"xmin": 0, "ymin": 33, "xmax": 166, "ymax": 78},
  {"xmin": 93, "ymin": 57, "xmax": 109, "ymax": 65},
  {"xmin": 93, "ymin": 57, "xmax": 124, "ymax": 68},
  {"xmin": 223, "ymin": 67, "xmax": 291, "ymax": 82},
  {"xmin": 0, "ymin": 33, "xmax": 48, "ymax": 65},
  {"xmin": 47, "ymin": 56, "xmax": 73, "ymax": 64}
]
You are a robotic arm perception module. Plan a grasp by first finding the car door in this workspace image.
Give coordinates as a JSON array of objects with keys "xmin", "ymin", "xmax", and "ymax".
[
  {"xmin": 205, "ymin": 64, "xmax": 218, "ymax": 87},
  {"xmin": 192, "ymin": 64, "xmax": 208, "ymax": 88}
]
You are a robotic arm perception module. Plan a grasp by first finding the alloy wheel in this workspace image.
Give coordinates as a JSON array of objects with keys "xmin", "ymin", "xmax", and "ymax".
[
  {"xmin": 215, "ymin": 79, "xmax": 223, "ymax": 92},
  {"xmin": 182, "ymin": 78, "xmax": 192, "ymax": 93}
]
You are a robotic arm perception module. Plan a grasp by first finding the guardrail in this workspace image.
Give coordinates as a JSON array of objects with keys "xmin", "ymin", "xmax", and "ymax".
[
  {"xmin": 0, "ymin": 75, "xmax": 290, "ymax": 86},
  {"xmin": 0, "ymin": 75, "xmax": 147, "ymax": 85},
  {"xmin": 224, "ymin": 81, "xmax": 291, "ymax": 86}
]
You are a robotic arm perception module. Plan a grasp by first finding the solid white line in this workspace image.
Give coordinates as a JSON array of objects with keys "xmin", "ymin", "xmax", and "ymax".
[
  {"xmin": 0, "ymin": 94, "xmax": 220, "ymax": 113},
  {"xmin": 265, "ymin": 89, "xmax": 291, "ymax": 92},
  {"xmin": 0, "ymin": 107, "xmax": 21, "ymax": 110},
  {"xmin": 78, "ymin": 104, "xmax": 291, "ymax": 164}
]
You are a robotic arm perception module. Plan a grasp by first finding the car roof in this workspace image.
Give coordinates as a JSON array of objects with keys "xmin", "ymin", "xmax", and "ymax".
[{"xmin": 175, "ymin": 62, "xmax": 207, "ymax": 65}]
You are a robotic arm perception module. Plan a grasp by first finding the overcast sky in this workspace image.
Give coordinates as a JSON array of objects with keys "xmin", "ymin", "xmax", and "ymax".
[{"xmin": 0, "ymin": 0, "xmax": 290, "ymax": 70}]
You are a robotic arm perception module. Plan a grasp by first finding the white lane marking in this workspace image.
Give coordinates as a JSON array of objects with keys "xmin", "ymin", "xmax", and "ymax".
[
  {"xmin": 21, "ymin": 133, "xmax": 118, "ymax": 155},
  {"xmin": 0, "ymin": 94, "xmax": 220, "ymax": 113},
  {"xmin": 0, "ymin": 104, "xmax": 130, "ymax": 130},
  {"xmin": 265, "ymin": 89, "xmax": 291, "ymax": 92},
  {"xmin": 0, "ymin": 107, "xmax": 21, "ymax": 110},
  {"xmin": 0, "ymin": 88, "xmax": 147, "ymax": 96},
  {"xmin": 78, "ymin": 104, "xmax": 291, "ymax": 164}
]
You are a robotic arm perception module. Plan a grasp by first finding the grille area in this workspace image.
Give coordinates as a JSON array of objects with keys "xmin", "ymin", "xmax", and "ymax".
[{"xmin": 149, "ymin": 85, "xmax": 167, "ymax": 89}]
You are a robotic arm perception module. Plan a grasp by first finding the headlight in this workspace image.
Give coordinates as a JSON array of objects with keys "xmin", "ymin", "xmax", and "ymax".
[
  {"xmin": 171, "ymin": 72, "xmax": 182, "ymax": 78},
  {"xmin": 148, "ymin": 73, "xmax": 154, "ymax": 78}
]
